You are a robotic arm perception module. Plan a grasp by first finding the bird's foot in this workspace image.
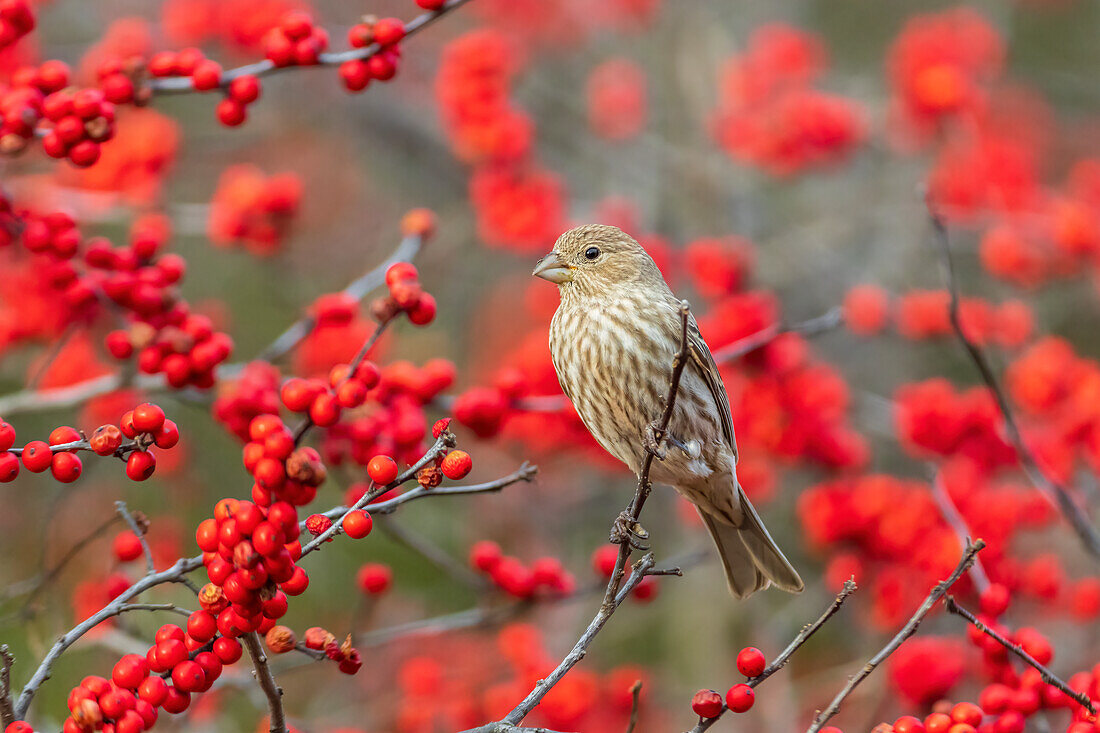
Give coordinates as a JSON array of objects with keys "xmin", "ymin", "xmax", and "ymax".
[
  {"xmin": 610, "ymin": 511, "xmax": 650, "ymax": 550},
  {"xmin": 643, "ymin": 420, "xmax": 667, "ymax": 460}
]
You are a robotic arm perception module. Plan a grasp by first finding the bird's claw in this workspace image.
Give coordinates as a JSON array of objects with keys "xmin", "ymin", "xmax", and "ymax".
[
  {"xmin": 643, "ymin": 420, "xmax": 667, "ymax": 460},
  {"xmin": 610, "ymin": 511, "xmax": 650, "ymax": 550}
]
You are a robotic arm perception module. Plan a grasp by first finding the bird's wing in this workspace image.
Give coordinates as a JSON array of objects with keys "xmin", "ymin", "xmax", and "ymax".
[{"xmin": 686, "ymin": 317, "xmax": 738, "ymax": 462}]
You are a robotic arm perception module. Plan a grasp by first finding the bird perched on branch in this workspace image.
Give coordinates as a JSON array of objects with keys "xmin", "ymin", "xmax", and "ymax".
[{"xmin": 533, "ymin": 224, "xmax": 803, "ymax": 599}]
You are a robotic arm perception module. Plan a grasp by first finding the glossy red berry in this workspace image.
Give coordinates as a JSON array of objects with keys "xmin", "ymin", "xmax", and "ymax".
[
  {"xmin": 367, "ymin": 455, "xmax": 398, "ymax": 485},
  {"xmin": 171, "ymin": 660, "xmax": 205, "ymax": 693},
  {"xmin": 111, "ymin": 654, "xmax": 149, "ymax": 690},
  {"xmin": 137, "ymin": 676, "xmax": 168, "ymax": 706},
  {"xmin": 0, "ymin": 453, "xmax": 18, "ymax": 482},
  {"xmin": 893, "ymin": 715, "xmax": 926, "ymax": 733},
  {"xmin": 132, "ymin": 403, "xmax": 166, "ymax": 433},
  {"xmin": 126, "ymin": 450, "xmax": 156, "ymax": 481},
  {"xmin": 0, "ymin": 421, "xmax": 15, "ymax": 451},
  {"xmin": 21, "ymin": 441, "xmax": 53, "ymax": 472},
  {"xmin": 736, "ymin": 647, "xmax": 766, "ymax": 678},
  {"xmin": 50, "ymin": 452, "xmax": 82, "ymax": 482},
  {"xmin": 725, "ymin": 684, "xmax": 754, "ymax": 713},
  {"xmin": 342, "ymin": 510, "xmax": 373, "ymax": 539},
  {"xmin": 153, "ymin": 420, "xmax": 179, "ymax": 449}
]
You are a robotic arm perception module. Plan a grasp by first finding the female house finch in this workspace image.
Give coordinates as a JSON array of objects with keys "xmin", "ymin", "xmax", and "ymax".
[{"xmin": 533, "ymin": 224, "xmax": 803, "ymax": 599}]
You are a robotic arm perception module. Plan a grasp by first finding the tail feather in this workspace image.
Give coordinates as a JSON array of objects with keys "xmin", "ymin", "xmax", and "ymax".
[{"xmin": 697, "ymin": 485, "xmax": 803, "ymax": 599}]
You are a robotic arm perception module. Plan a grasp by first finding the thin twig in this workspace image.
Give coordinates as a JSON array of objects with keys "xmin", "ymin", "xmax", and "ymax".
[
  {"xmin": 625, "ymin": 680, "xmax": 643, "ymax": 733},
  {"xmin": 711, "ymin": 305, "xmax": 842, "ymax": 363},
  {"xmin": 243, "ymin": 632, "xmax": 286, "ymax": 733},
  {"xmin": 928, "ymin": 207, "xmax": 1100, "ymax": 558},
  {"xmin": 687, "ymin": 580, "xmax": 858, "ymax": 733},
  {"xmin": 603, "ymin": 301, "xmax": 693, "ymax": 604},
  {"xmin": 0, "ymin": 646, "xmax": 14, "ymax": 728},
  {"xmin": 12, "ymin": 555, "xmax": 204, "ymax": 719},
  {"xmin": 929, "ymin": 472, "xmax": 990, "ymax": 592},
  {"xmin": 9, "ymin": 513, "xmax": 120, "ymax": 612},
  {"xmin": 943, "ymin": 595, "xmax": 1096, "ymax": 715},
  {"xmin": 148, "ymin": 0, "xmax": 475, "ymax": 93},
  {"xmin": 115, "ymin": 501, "xmax": 155, "ymax": 576},
  {"xmin": 805, "ymin": 539, "xmax": 986, "ymax": 732}
]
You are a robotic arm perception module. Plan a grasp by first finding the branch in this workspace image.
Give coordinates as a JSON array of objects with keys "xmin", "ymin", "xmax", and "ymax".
[
  {"xmin": 12, "ymin": 555, "xmax": 203, "ymax": 719},
  {"xmin": 314, "ymin": 462, "xmax": 538, "ymax": 521},
  {"xmin": 243, "ymin": 632, "xmax": 286, "ymax": 733},
  {"xmin": 115, "ymin": 501, "xmax": 155, "ymax": 576},
  {"xmin": 710, "ymin": 305, "xmax": 842, "ymax": 363},
  {"xmin": 944, "ymin": 595, "xmax": 1096, "ymax": 715},
  {"xmin": 602, "ymin": 301, "xmax": 692, "ymax": 604},
  {"xmin": 148, "ymin": 0, "xmax": 475, "ymax": 94},
  {"xmin": 929, "ymin": 472, "xmax": 990, "ymax": 593},
  {"xmin": 478, "ymin": 553, "xmax": 658, "ymax": 732},
  {"xmin": 0, "ymin": 646, "xmax": 14, "ymax": 728},
  {"xmin": 625, "ymin": 680, "xmax": 643, "ymax": 733},
  {"xmin": 927, "ymin": 207, "xmax": 1100, "ymax": 558},
  {"xmin": 253, "ymin": 232, "xmax": 424, "ymax": 364},
  {"xmin": 805, "ymin": 539, "xmax": 986, "ymax": 733},
  {"xmin": 687, "ymin": 579, "xmax": 858, "ymax": 733}
]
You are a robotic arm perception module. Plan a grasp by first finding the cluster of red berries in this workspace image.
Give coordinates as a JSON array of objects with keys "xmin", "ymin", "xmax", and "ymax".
[
  {"xmin": 468, "ymin": 540, "xmax": 575, "ymax": 599},
  {"xmin": 689, "ymin": 648, "xmax": 767, "ymax": 720},
  {"xmin": 207, "ymin": 164, "xmax": 302, "ymax": 252},
  {"xmin": 264, "ymin": 625, "xmax": 362, "ymax": 674},
  {"xmin": 52, "ymin": 616, "xmax": 244, "ymax": 733},
  {"xmin": 242, "ymin": 414, "xmax": 328, "ymax": 507},
  {"xmin": 281, "ymin": 360, "xmax": 381, "ymax": 430},
  {"xmin": 0, "ymin": 0, "xmax": 33, "ymax": 50},
  {"xmin": 194, "ymin": 496, "xmax": 305, "ymax": 638},
  {"xmin": 339, "ymin": 17, "xmax": 406, "ymax": 92},
  {"xmin": 711, "ymin": 23, "xmax": 865, "ymax": 175},
  {"xmin": 0, "ymin": 60, "xmax": 115, "ymax": 167},
  {"xmin": 0, "ymin": 403, "xmax": 177, "ymax": 484},
  {"xmin": 320, "ymin": 362, "xmax": 455, "ymax": 468},
  {"xmin": 263, "ymin": 12, "xmax": 329, "ymax": 68},
  {"xmin": 371, "ymin": 262, "xmax": 437, "ymax": 326}
]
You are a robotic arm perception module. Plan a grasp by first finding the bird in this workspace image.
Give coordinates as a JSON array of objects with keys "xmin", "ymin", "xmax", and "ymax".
[{"xmin": 532, "ymin": 224, "xmax": 803, "ymax": 599}]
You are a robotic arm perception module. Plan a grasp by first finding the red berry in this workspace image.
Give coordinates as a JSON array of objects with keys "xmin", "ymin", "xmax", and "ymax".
[
  {"xmin": 592, "ymin": 545, "xmax": 619, "ymax": 577},
  {"xmin": 5, "ymin": 724, "xmax": 32, "ymax": 733},
  {"xmin": 385, "ymin": 261, "xmax": 417, "ymax": 287},
  {"xmin": 342, "ymin": 510, "xmax": 373, "ymax": 539},
  {"xmin": 126, "ymin": 450, "xmax": 156, "ymax": 481},
  {"xmin": 415, "ymin": 0, "xmax": 447, "ymax": 8},
  {"xmin": 186, "ymin": 610, "xmax": 217, "ymax": 642},
  {"xmin": 228, "ymin": 75, "xmax": 261, "ymax": 103},
  {"xmin": 216, "ymin": 98, "xmax": 246, "ymax": 126},
  {"xmin": 111, "ymin": 654, "xmax": 149, "ymax": 690},
  {"xmin": 153, "ymin": 420, "xmax": 179, "ymax": 449},
  {"xmin": 137, "ymin": 676, "xmax": 168, "ymax": 707},
  {"xmin": 161, "ymin": 687, "xmax": 190, "ymax": 714},
  {"xmin": 309, "ymin": 392, "xmax": 341, "ymax": 426},
  {"xmin": 407, "ymin": 293, "xmax": 436, "ymax": 325},
  {"xmin": 171, "ymin": 660, "xmax": 205, "ymax": 692},
  {"xmin": 191, "ymin": 60, "xmax": 222, "ymax": 90},
  {"xmin": 893, "ymin": 715, "xmax": 926, "ymax": 733},
  {"xmin": 469, "ymin": 540, "xmax": 503, "ymax": 572},
  {"xmin": 736, "ymin": 647, "xmax": 766, "ymax": 678},
  {"xmin": 367, "ymin": 455, "xmax": 398, "ymax": 484},
  {"xmin": 132, "ymin": 403, "xmax": 166, "ymax": 433},
  {"xmin": 950, "ymin": 702, "xmax": 983, "ymax": 726},
  {"xmin": 440, "ymin": 450, "xmax": 472, "ymax": 480},
  {"xmin": 113, "ymin": 531, "xmax": 144, "ymax": 562},
  {"xmin": 925, "ymin": 713, "xmax": 953, "ymax": 733},
  {"xmin": 50, "ymin": 452, "xmax": 82, "ymax": 482},
  {"xmin": 154, "ymin": 639, "xmax": 187, "ymax": 669},
  {"xmin": 213, "ymin": 637, "xmax": 242, "ymax": 664},
  {"xmin": 280, "ymin": 566, "xmax": 309, "ymax": 596},
  {"xmin": 691, "ymin": 689, "xmax": 723, "ymax": 719},
  {"xmin": 0, "ymin": 453, "xmax": 19, "ymax": 482},
  {"xmin": 372, "ymin": 18, "xmax": 405, "ymax": 46},
  {"xmin": 21, "ymin": 441, "xmax": 53, "ymax": 472},
  {"xmin": 68, "ymin": 140, "xmax": 101, "ymax": 168},
  {"xmin": 356, "ymin": 562, "xmax": 392, "ymax": 594},
  {"xmin": 0, "ymin": 421, "xmax": 15, "ymax": 451},
  {"xmin": 980, "ymin": 583, "xmax": 1011, "ymax": 617},
  {"xmin": 49, "ymin": 425, "xmax": 81, "ymax": 445},
  {"xmin": 725, "ymin": 684, "xmax": 754, "ymax": 713}
]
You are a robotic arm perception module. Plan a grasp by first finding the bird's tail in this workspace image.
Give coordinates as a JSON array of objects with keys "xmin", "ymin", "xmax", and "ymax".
[{"xmin": 697, "ymin": 484, "xmax": 803, "ymax": 599}]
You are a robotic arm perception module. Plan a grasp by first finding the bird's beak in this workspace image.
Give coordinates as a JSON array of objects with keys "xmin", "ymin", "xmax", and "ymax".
[{"xmin": 532, "ymin": 252, "xmax": 574, "ymax": 284}]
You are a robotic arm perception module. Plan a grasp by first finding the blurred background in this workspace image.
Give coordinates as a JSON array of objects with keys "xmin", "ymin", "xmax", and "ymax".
[{"xmin": 3, "ymin": 0, "xmax": 1100, "ymax": 731}]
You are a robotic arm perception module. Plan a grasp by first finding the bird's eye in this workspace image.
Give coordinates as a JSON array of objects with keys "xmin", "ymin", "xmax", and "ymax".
[{"xmin": 584, "ymin": 246, "xmax": 600, "ymax": 260}]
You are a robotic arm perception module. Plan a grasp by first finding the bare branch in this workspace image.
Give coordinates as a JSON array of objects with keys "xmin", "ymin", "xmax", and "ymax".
[
  {"xmin": 929, "ymin": 472, "xmax": 990, "ymax": 593},
  {"xmin": 0, "ymin": 646, "xmax": 14, "ymax": 728},
  {"xmin": 12, "ymin": 555, "xmax": 204, "ymax": 719},
  {"xmin": 711, "ymin": 305, "xmax": 842, "ymax": 363},
  {"xmin": 687, "ymin": 579, "xmax": 858, "ymax": 733},
  {"xmin": 805, "ymin": 539, "xmax": 986, "ymax": 732},
  {"xmin": 927, "ymin": 207, "xmax": 1100, "ymax": 558},
  {"xmin": 243, "ymin": 632, "xmax": 286, "ymax": 733},
  {"xmin": 944, "ymin": 595, "xmax": 1096, "ymax": 715},
  {"xmin": 115, "ymin": 501, "xmax": 155, "ymax": 576},
  {"xmin": 625, "ymin": 680, "xmax": 643, "ymax": 733}
]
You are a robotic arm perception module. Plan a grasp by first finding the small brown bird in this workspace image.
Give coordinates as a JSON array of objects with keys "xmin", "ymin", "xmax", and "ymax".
[{"xmin": 533, "ymin": 224, "xmax": 803, "ymax": 599}]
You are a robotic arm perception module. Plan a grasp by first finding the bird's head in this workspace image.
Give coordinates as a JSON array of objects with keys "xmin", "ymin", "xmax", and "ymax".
[{"xmin": 532, "ymin": 225, "xmax": 661, "ymax": 298}]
